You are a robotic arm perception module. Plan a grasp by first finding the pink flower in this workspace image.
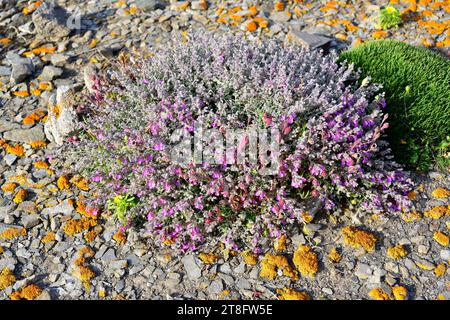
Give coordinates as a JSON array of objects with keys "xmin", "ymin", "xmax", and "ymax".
[{"xmin": 263, "ymin": 113, "xmax": 272, "ymax": 126}]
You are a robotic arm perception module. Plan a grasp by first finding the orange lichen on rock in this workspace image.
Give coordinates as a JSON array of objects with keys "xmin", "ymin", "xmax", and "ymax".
[
  {"xmin": 368, "ymin": 288, "xmax": 391, "ymax": 300},
  {"xmin": 84, "ymin": 230, "xmax": 98, "ymax": 243},
  {"xmin": 0, "ymin": 227, "xmax": 26, "ymax": 240},
  {"xmin": 13, "ymin": 189, "xmax": 28, "ymax": 204},
  {"xmin": 33, "ymin": 160, "xmax": 49, "ymax": 169},
  {"xmin": 432, "ymin": 187, "xmax": 450, "ymax": 199},
  {"xmin": 30, "ymin": 140, "xmax": 47, "ymax": 149},
  {"xmin": 113, "ymin": 231, "xmax": 127, "ymax": 245},
  {"xmin": 241, "ymin": 251, "xmax": 258, "ymax": 265},
  {"xmin": 274, "ymin": 235, "xmax": 287, "ymax": 252},
  {"xmin": 41, "ymin": 232, "xmax": 56, "ymax": 244},
  {"xmin": 433, "ymin": 232, "xmax": 449, "ymax": 246},
  {"xmin": 57, "ymin": 175, "xmax": 71, "ymax": 190},
  {"xmin": 277, "ymin": 288, "xmax": 311, "ymax": 300},
  {"xmin": 0, "ymin": 268, "xmax": 16, "ymax": 290},
  {"xmin": 73, "ymin": 247, "xmax": 96, "ymax": 291},
  {"xmin": 246, "ymin": 20, "xmax": 258, "ymax": 32},
  {"xmin": 392, "ymin": 285, "xmax": 408, "ymax": 300},
  {"xmin": 341, "ymin": 226, "xmax": 377, "ymax": 252},
  {"xmin": 402, "ymin": 211, "xmax": 422, "ymax": 222},
  {"xmin": 10, "ymin": 284, "xmax": 42, "ymax": 300},
  {"xmin": 63, "ymin": 218, "xmax": 97, "ymax": 236},
  {"xmin": 387, "ymin": 244, "xmax": 408, "ymax": 260},
  {"xmin": 5, "ymin": 144, "xmax": 25, "ymax": 157},
  {"xmin": 274, "ymin": 1, "xmax": 285, "ymax": 11},
  {"xmin": 372, "ymin": 30, "xmax": 388, "ymax": 39},
  {"xmin": 434, "ymin": 263, "xmax": 447, "ymax": 277},
  {"xmin": 407, "ymin": 191, "xmax": 417, "ymax": 200},
  {"xmin": 424, "ymin": 206, "xmax": 449, "ymax": 219},
  {"xmin": 259, "ymin": 253, "xmax": 298, "ymax": 281},
  {"xmin": 293, "ymin": 245, "xmax": 318, "ymax": 277},
  {"xmin": 198, "ymin": 252, "xmax": 219, "ymax": 264},
  {"xmin": 328, "ymin": 247, "xmax": 341, "ymax": 263},
  {"xmin": 22, "ymin": 111, "xmax": 45, "ymax": 125},
  {"xmin": 71, "ymin": 176, "xmax": 89, "ymax": 191},
  {"xmin": 1, "ymin": 182, "xmax": 17, "ymax": 193}
]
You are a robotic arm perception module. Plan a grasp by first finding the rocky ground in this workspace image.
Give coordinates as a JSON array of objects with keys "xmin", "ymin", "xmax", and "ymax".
[{"xmin": 0, "ymin": 0, "xmax": 449, "ymax": 300}]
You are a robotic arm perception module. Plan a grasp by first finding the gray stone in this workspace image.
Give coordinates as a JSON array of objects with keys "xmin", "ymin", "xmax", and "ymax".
[
  {"xmin": 208, "ymin": 279, "xmax": 224, "ymax": 294},
  {"xmin": 10, "ymin": 59, "xmax": 34, "ymax": 84},
  {"xmin": 3, "ymin": 125, "xmax": 45, "ymax": 144},
  {"xmin": 102, "ymin": 248, "xmax": 117, "ymax": 262},
  {"xmin": 181, "ymin": 255, "xmax": 202, "ymax": 280},
  {"xmin": 32, "ymin": 2, "xmax": 71, "ymax": 41},
  {"xmin": 236, "ymin": 278, "xmax": 251, "ymax": 290},
  {"xmin": 41, "ymin": 200, "xmax": 74, "ymax": 216},
  {"xmin": 441, "ymin": 250, "xmax": 450, "ymax": 261},
  {"xmin": 22, "ymin": 214, "xmax": 41, "ymax": 229},
  {"xmin": 110, "ymin": 259, "xmax": 128, "ymax": 269},
  {"xmin": 270, "ymin": 11, "xmax": 291, "ymax": 23},
  {"xmin": 40, "ymin": 66, "xmax": 63, "ymax": 81},
  {"xmin": 50, "ymin": 53, "xmax": 70, "ymax": 67},
  {"xmin": 4, "ymin": 153, "xmax": 17, "ymax": 166},
  {"xmin": 135, "ymin": 0, "xmax": 166, "ymax": 11},
  {"xmin": 44, "ymin": 86, "xmax": 78, "ymax": 145},
  {"xmin": 0, "ymin": 66, "xmax": 11, "ymax": 77},
  {"xmin": 286, "ymin": 30, "xmax": 332, "ymax": 49},
  {"xmin": 354, "ymin": 263, "xmax": 372, "ymax": 279}
]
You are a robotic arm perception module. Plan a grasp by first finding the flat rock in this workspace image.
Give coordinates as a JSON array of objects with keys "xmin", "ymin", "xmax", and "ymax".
[
  {"xmin": 181, "ymin": 255, "xmax": 202, "ymax": 281},
  {"xmin": 286, "ymin": 30, "xmax": 332, "ymax": 49},
  {"xmin": 3, "ymin": 125, "xmax": 45, "ymax": 144}
]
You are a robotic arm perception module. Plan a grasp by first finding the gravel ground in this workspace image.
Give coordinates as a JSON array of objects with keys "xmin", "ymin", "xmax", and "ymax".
[{"xmin": 0, "ymin": 0, "xmax": 449, "ymax": 300}]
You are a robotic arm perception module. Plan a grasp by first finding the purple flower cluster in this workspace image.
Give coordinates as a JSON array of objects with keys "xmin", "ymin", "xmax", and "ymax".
[{"xmin": 63, "ymin": 33, "xmax": 412, "ymax": 252}]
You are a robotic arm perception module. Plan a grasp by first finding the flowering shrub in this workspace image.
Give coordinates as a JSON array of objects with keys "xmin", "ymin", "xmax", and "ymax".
[{"xmin": 62, "ymin": 33, "xmax": 412, "ymax": 252}]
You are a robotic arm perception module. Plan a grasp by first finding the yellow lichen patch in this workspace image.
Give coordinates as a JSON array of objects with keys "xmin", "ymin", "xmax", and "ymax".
[
  {"xmin": 392, "ymin": 286, "xmax": 408, "ymax": 300},
  {"xmin": 0, "ymin": 268, "xmax": 16, "ymax": 290},
  {"xmin": 63, "ymin": 218, "xmax": 97, "ymax": 236},
  {"xmin": 57, "ymin": 175, "xmax": 71, "ymax": 190},
  {"xmin": 30, "ymin": 140, "xmax": 47, "ymax": 149},
  {"xmin": 259, "ymin": 253, "xmax": 298, "ymax": 281},
  {"xmin": 198, "ymin": 253, "xmax": 219, "ymax": 264},
  {"xmin": 1, "ymin": 182, "xmax": 17, "ymax": 193},
  {"xmin": 293, "ymin": 245, "xmax": 318, "ymax": 277},
  {"xmin": 5, "ymin": 144, "xmax": 25, "ymax": 157},
  {"xmin": 73, "ymin": 247, "xmax": 95, "ymax": 291},
  {"xmin": 98, "ymin": 289, "xmax": 107, "ymax": 298},
  {"xmin": 113, "ymin": 231, "xmax": 127, "ymax": 245},
  {"xmin": 71, "ymin": 176, "xmax": 89, "ymax": 191},
  {"xmin": 432, "ymin": 188, "xmax": 450, "ymax": 199},
  {"xmin": 84, "ymin": 230, "xmax": 98, "ymax": 243},
  {"xmin": 274, "ymin": 235, "xmax": 287, "ymax": 252},
  {"xmin": 73, "ymin": 265, "xmax": 95, "ymax": 291},
  {"xmin": 10, "ymin": 284, "xmax": 42, "ymax": 300},
  {"xmin": 387, "ymin": 244, "xmax": 408, "ymax": 260},
  {"xmin": 402, "ymin": 211, "xmax": 422, "ymax": 222},
  {"xmin": 241, "ymin": 251, "xmax": 258, "ymax": 265},
  {"xmin": 341, "ymin": 226, "xmax": 377, "ymax": 252},
  {"xmin": 372, "ymin": 30, "xmax": 388, "ymax": 39},
  {"xmin": 13, "ymin": 90, "xmax": 29, "ymax": 97},
  {"xmin": 277, "ymin": 288, "xmax": 311, "ymax": 300},
  {"xmin": 33, "ymin": 160, "xmax": 49, "ymax": 169},
  {"xmin": 41, "ymin": 232, "xmax": 56, "ymax": 244},
  {"xmin": 22, "ymin": 111, "xmax": 45, "ymax": 125},
  {"xmin": 433, "ymin": 232, "xmax": 449, "ymax": 247},
  {"xmin": 434, "ymin": 263, "xmax": 447, "ymax": 277},
  {"xmin": 424, "ymin": 206, "xmax": 449, "ymax": 219},
  {"xmin": 13, "ymin": 189, "xmax": 28, "ymax": 204},
  {"xmin": 0, "ymin": 228, "xmax": 26, "ymax": 240},
  {"xmin": 368, "ymin": 288, "xmax": 391, "ymax": 300},
  {"xmin": 274, "ymin": 1, "xmax": 285, "ymax": 11},
  {"xmin": 328, "ymin": 247, "xmax": 341, "ymax": 263}
]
